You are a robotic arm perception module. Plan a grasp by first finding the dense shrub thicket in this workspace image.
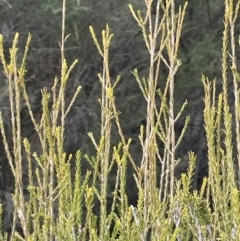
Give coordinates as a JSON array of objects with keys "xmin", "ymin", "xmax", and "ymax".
[{"xmin": 0, "ymin": 0, "xmax": 240, "ymax": 240}]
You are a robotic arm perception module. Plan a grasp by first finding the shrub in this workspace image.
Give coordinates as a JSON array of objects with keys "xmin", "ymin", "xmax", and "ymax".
[{"xmin": 0, "ymin": 0, "xmax": 240, "ymax": 240}]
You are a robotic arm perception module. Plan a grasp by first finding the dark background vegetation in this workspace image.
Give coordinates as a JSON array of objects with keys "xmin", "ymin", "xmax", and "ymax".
[{"xmin": 0, "ymin": 0, "xmax": 239, "ymax": 234}]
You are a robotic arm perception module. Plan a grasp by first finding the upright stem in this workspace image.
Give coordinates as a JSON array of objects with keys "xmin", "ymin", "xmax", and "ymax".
[{"xmin": 169, "ymin": 0, "xmax": 176, "ymax": 201}]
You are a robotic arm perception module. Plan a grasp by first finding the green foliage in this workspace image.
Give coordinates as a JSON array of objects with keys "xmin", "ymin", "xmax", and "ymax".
[{"xmin": 0, "ymin": 0, "xmax": 240, "ymax": 240}]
